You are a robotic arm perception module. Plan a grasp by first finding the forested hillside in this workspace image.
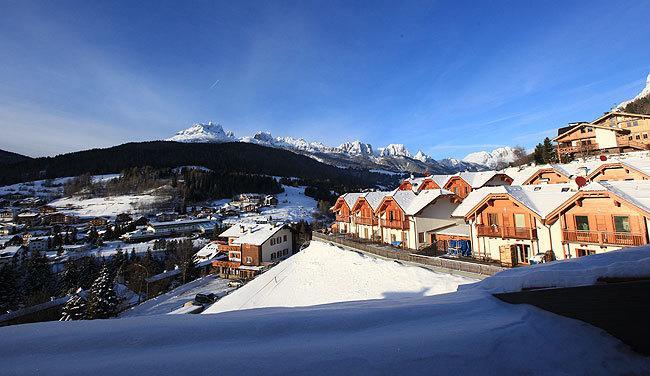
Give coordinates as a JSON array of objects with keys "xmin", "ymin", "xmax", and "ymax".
[
  {"xmin": 0, "ymin": 149, "xmax": 31, "ymax": 165},
  {"xmin": 0, "ymin": 141, "xmax": 392, "ymax": 190}
]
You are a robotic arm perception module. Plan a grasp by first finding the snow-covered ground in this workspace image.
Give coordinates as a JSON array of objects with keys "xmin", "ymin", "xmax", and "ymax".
[
  {"xmin": 73, "ymin": 237, "xmax": 209, "ymax": 260},
  {"xmin": 120, "ymin": 275, "xmax": 233, "ymax": 318},
  {"xmin": 204, "ymin": 241, "xmax": 477, "ymax": 314},
  {"xmin": 0, "ymin": 174, "xmax": 119, "ymax": 198},
  {"xmin": 2, "ymin": 244, "xmax": 650, "ymax": 375},
  {"xmin": 222, "ymin": 185, "xmax": 317, "ymax": 225},
  {"xmin": 50, "ymin": 193, "xmax": 162, "ymax": 219}
]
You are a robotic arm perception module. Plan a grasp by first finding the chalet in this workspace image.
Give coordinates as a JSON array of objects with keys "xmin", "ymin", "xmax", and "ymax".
[
  {"xmin": 554, "ymin": 112, "xmax": 650, "ymax": 162},
  {"xmin": 0, "ymin": 209, "xmax": 16, "ymax": 223},
  {"xmin": 453, "ymin": 181, "xmax": 650, "ymax": 265},
  {"xmin": 25, "ymin": 236, "xmax": 50, "ymax": 252},
  {"xmin": 0, "ymin": 245, "xmax": 26, "ymax": 266},
  {"xmin": 350, "ymin": 191, "xmax": 386, "ymax": 242},
  {"xmin": 376, "ymin": 189, "xmax": 461, "ymax": 250},
  {"xmin": 399, "ymin": 171, "xmax": 513, "ymax": 197},
  {"xmin": 331, "ymin": 192, "xmax": 363, "ymax": 234},
  {"xmin": 213, "ymin": 223, "xmax": 293, "ymax": 279},
  {"xmin": 15, "ymin": 212, "xmax": 40, "ymax": 226},
  {"xmin": 115, "ymin": 213, "xmax": 134, "ymax": 224},
  {"xmin": 38, "ymin": 205, "xmax": 58, "ymax": 214},
  {"xmin": 89, "ymin": 217, "xmax": 109, "ymax": 227},
  {"xmin": 194, "ymin": 242, "xmax": 224, "ymax": 262},
  {"xmin": 46, "ymin": 212, "xmax": 78, "ymax": 225},
  {"xmin": 264, "ymin": 195, "xmax": 279, "ymax": 207},
  {"xmin": 586, "ymin": 159, "xmax": 650, "ymax": 182}
]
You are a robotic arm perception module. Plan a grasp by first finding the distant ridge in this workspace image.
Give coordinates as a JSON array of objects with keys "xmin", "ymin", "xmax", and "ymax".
[{"xmin": 0, "ymin": 149, "xmax": 32, "ymax": 165}]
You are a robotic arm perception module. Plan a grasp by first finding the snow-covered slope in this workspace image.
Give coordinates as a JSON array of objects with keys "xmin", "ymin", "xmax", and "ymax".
[
  {"xmin": 463, "ymin": 146, "xmax": 518, "ymax": 169},
  {"xmin": 204, "ymin": 241, "xmax": 476, "ymax": 314},
  {"xmin": 3, "ymin": 243, "xmax": 650, "ymax": 375},
  {"xmin": 617, "ymin": 72, "xmax": 650, "ymax": 110}
]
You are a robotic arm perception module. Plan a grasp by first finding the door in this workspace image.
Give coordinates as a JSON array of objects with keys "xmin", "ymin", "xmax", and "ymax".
[{"xmin": 514, "ymin": 244, "xmax": 530, "ymax": 264}]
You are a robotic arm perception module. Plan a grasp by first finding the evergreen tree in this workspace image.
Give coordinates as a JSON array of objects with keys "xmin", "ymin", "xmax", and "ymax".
[
  {"xmin": 533, "ymin": 143, "xmax": 545, "ymax": 164},
  {"xmin": 542, "ymin": 137, "xmax": 557, "ymax": 164},
  {"xmin": 60, "ymin": 292, "xmax": 87, "ymax": 321},
  {"xmin": 86, "ymin": 265, "xmax": 119, "ymax": 319},
  {"xmin": 23, "ymin": 251, "xmax": 56, "ymax": 306},
  {"xmin": 59, "ymin": 259, "xmax": 80, "ymax": 295},
  {"xmin": 0, "ymin": 262, "xmax": 20, "ymax": 313}
]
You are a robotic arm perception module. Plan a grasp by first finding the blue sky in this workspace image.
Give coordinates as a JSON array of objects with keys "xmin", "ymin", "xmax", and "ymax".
[{"xmin": 1, "ymin": 1, "xmax": 649, "ymax": 158}]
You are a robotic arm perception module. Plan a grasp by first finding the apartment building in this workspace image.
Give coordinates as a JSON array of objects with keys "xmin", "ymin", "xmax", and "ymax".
[
  {"xmin": 330, "ymin": 192, "xmax": 363, "ymax": 234},
  {"xmin": 453, "ymin": 181, "xmax": 650, "ymax": 265},
  {"xmin": 555, "ymin": 112, "xmax": 650, "ymax": 161},
  {"xmin": 399, "ymin": 171, "xmax": 513, "ymax": 199}
]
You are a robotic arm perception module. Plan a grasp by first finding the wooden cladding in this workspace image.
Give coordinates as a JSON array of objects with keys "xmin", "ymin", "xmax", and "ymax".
[
  {"xmin": 354, "ymin": 216, "xmax": 378, "ymax": 226},
  {"xmin": 476, "ymin": 225, "xmax": 537, "ymax": 240},
  {"xmin": 335, "ymin": 214, "xmax": 351, "ymax": 223},
  {"xmin": 381, "ymin": 219, "xmax": 409, "ymax": 230}
]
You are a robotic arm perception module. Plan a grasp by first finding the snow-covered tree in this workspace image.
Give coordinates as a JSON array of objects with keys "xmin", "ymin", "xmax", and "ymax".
[
  {"xmin": 60, "ymin": 292, "xmax": 86, "ymax": 321},
  {"xmin": 86, "ymin": 266, "xmax": 119, "ymax": 319}
]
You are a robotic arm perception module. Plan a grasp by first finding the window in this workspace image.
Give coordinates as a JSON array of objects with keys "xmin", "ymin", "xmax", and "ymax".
[
  {"xmin": 464, "ymin": 187, "xmax": 469, "ymax": 195},
  {"xmin": 644, "ymin": 133, "xmax": 648, "ymax": 139},
  {"xmin": 634, "ymin": 121, "xmax": 639, "ymax": 127},
  {"xmin": 636, "ymin": 134, "xmax": 641, "ymax": 140},
  {"xmin": 487, "ymin": 213, "xmax": 499, "ymax": 226},
  {"xmin": 390, "ymin": 234, "xmax": 396, "ymax": 243},
  {"xmin": 576, "ymin": 249, "xmax": 595, "ymax": 257},
  {"xmin": 614, "ymin": 216, "xmax": 630, "ymax": 233},
  {"xmin": 283, "ymin": 235, "xmax": 287, "ymax": 242},
  {"xmin": 271, "ymin": 238, "xmax": 275, "ymax": 245},
  {"xmin": 629, "ymin": 136, "xmax": 633, "ymax": 141},
  {"xmin": 514, "ymin": 213, "xmax": 525, "ymax": 229},
  {"xmin": 575, "ymin": 215, "xmax": 589, "ymax": 231},
  {"xmin": 453, "ymin": 187, "xmax": 458, "ymax": 194},
  {"xmin": 271, "ymin": 253, "xmax": 275, "ymax": 260},
  {"xmin": 245, "ymin": 256, "xmax": 252, "ymax": 263},
  {"xmin": 626, "ymin": 121, "xmax": 632, "ymax": 128},
  {"xmin": 389, "ymin": 211, "xmax": 394, "ymax": 221},
  {"xmin": 534, "ymin": 186, "xmax": 542, "ymax": 191},
  {"xmin": 561, "ymin": 187, "xmax": 570, "ymax": 192},
  {"xmin": 418, "ymin": 232, "xmax": 425, "ymax": 243},
  {"xmin": 283, "ymin": 249, "xmax": 288, "ymax": 255},
  {"xmin": 514, "ymin": 244, "xmax": 530, "ymax": 264}
]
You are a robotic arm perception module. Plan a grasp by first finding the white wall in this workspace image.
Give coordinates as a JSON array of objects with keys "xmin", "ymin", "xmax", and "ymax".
[
  {"xmin": 260, "ymin": 227, "xmax": 293, "ymax": 262},
  {"xmin": 595, "ymin": 128, "xmax": 618, "ymax": 149}
]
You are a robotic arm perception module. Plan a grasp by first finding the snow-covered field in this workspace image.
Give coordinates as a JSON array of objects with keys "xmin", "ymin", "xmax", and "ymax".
[
  {"xmin": 50, "ymin": 194, "xmax": 162, "ymax": 219},
  {"xmin": 2, "ymin": 244, "xmax": 650, "ymax": 375},
  {"xmin": 120, "ymin": 275, "xmax": 233, "ymax": 318},
  {"xmin": 0, "ymin": 174, "xmax": 119, "ymax": 198},
  {"xmin": 205, "ymin": 241, "xmax": 477, "ymax": 314},
  {"xmin": 222, "ymin": 185, "xmax": 317, "ymax": 225},
  {"xmin": 75, "ymin": 237, "xmax": 209, "ymax": 259}
]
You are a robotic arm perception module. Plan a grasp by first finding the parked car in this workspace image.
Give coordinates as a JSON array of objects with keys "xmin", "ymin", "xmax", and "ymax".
[
  {"xmin": 193, "ymin": 293, "xmax": 216, "ymax": 305},
  {"xmin": 228, "ymin": 280, "xmax": 244, "ymax": 288}
]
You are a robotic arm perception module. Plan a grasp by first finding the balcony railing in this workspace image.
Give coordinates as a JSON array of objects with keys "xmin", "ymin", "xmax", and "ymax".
[
  {"xmin": 353, "ymin": 216, "xmax": 378, "ymax": 226},
  {"xmin": 557, "ymin": 143, "xmax": 599, "ymax": 155},
  {"xmin": 381, "ymin": 219, "xmax": 409, "ymax": 230},
  {"xmin": 335, "ymin": 214, "xmax": 351, "ymax": 223},
  {"xmin": 562, "ymin": 229, "xmax": 646, "ymax": 246},
  {"xmin": 476, "ymin": 225, "xmax": 537, "ymax": 240}
]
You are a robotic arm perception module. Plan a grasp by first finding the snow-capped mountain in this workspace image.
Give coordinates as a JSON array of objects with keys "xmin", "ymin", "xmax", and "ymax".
[
  {"xmin": 463, "ymin": 146, "xmax": 518, "ymax": 169},
  {"xmin": 617, "ymin": 72, "xmax": 650, "ymax": 110},
  {"xmin": 167, "ymin": 122, "xmax": 235, "ymax": 143},
  {"xmin": 167, "ymin": 123, "xmax": 486, "ymax": 174},
  {"xmin": 379, "ymin": 144, "xmax": 411, "ymax": 158}
]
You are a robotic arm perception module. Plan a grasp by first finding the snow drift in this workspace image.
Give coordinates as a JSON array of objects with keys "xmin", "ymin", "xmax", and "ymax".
[{"xmin": 204, "ymin": 241, "xmax": 477, "ymax": 314}]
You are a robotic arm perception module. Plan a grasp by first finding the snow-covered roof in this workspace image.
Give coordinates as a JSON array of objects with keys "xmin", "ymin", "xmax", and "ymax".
[
  {"xmin": 386, "ymin": 189, "xmax": 454, "ymax": 215},
  {"xmin": 452, "ymin": 184, "xmax": 578, "ymax": 219},
  {"xmin": 458, "ymin": 171, "xmax": 505, "ymax": 188},
  {"xmin": 583, "ymin": 180, "xmax": 650, "ymax": 214},
  {"xmin": 357, "ymin": 191, "xmax": 388, "ymax": 211},
  {"xmin": 342, "ymin": 192, "xmax": 364, "ymax": 208},
  {"xmin": 0, "ymin": 245, "xmax": 22, "ymax": 258},
  {"xmin": 221, "ymin": 223, "xmax": 288, "ymax": 246},
  {"xmin": 430, "ymin": 223, "xmax": 471, "ymax": 237}
]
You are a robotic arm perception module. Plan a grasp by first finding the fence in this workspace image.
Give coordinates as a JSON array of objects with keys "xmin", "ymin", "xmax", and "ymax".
[{"xmin": 313, "ymin": 232, "xmax": 505, "ymax": 276}]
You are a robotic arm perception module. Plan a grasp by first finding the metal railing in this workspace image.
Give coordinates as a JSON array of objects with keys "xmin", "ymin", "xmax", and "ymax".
[{"xmin": 562, "ymin": 229, "xmax": 645, "ymax": 246}]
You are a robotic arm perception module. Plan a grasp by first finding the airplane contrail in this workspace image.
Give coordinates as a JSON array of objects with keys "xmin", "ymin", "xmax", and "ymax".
[{"xmin": 209, "ymin": 79, "xmax": 220, "ymax": 90}]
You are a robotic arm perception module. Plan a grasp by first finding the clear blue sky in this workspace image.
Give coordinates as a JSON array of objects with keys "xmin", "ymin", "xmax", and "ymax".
[{"xmin": 1, "ymin": 0, "xmax": 649, "ymax": 158}]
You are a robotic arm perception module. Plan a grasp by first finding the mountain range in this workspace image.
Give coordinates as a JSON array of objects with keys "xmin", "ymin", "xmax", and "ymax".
[{"xmin": 166, "ymin": 122, "xmax": 516, "ymax": 174}]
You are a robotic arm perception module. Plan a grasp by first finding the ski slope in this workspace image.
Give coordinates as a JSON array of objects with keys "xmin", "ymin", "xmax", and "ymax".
[
  {"xmin": 222, "ymin": 185, "xmax": 318, "ymax": 225},
  {"xmin": 204, "ymin": 241, "xmax": 477, "ymax": 314}
]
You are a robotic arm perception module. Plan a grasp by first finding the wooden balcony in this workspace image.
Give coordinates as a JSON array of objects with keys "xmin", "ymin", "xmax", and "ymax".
[
  {"xmin": 335, "ymin": 214, "xmax": 350, "ymax": 223},
  {"xmin": 617, "ymin": 139, "xmax": 648, "ymax": 151},
  {"xmin": 381, "ymin": 219, "xmax": 409, "ymax": 230},
  {"xmin": 354, "ymin": 216, "xmax": 378, "ymax": 226},
  {"xmin": 476, "ymin": 225, "xmax": 537, "ymax": 240},
  {"xmin": 562, "ymin": 229, "xmax": 646, "ymax": 247},
  {"xmin": 557, "ymin": 143, "xmax": 599, "ymax": 155}
]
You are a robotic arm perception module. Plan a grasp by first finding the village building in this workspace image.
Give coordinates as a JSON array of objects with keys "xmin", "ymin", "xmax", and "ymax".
[
  {"xmin": 155, "ymin": 212, "xmax": 177, "ymax": 222},
  {"xmin": 25, "ymin": 236, "xmax": 50, "ymax": 252},
  {"xmin": 453, "ymin": 180, "xmax": 650, "ymax": 265},
  {"xmin": 15, "ymin": 212, "xmax": 40, "ymax": 226},
  {"xmin": 212, "ymin": 223, "xmax": 293, "ymax": 279},
  {"xmin": 331, "ymin": 192, "xmax": 363, "ymax": 234},
  {"xmin": 375, "ymin": 189, "xmax": 462, "ymax": 250},
  {"xmin": 0, "ymin": 209, "xmax": 16, "ymax": 223},
  {"xmin": 0, "ymin": 245, "xmax": 26, "ymax": 266},
  {"xmin": 554, "ymin": 112, "xmax": 650, "ymax": 162},
  {"xmin": 399, "ymin": 171, "xmax": 513, "ymax": 199},
  {"xmin": 349, "ymin": 191, "xmax": 386, "ymax": 242},
  {"xmin": 89, "ymin": 217, "xmax": 109, "ymax": 227}
]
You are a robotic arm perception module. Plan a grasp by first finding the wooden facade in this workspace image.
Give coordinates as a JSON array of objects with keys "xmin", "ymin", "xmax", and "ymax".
[
  {"xmin": 523, "ymin": 168, "xmax": 570, "ymax": 185},
  {"xmin": 444, "ymin": 176, "xmax": 472, "ymax": 199},
  {"xmin": 587, "ymin": 163, "xmax": 650, "ymax": 182}
]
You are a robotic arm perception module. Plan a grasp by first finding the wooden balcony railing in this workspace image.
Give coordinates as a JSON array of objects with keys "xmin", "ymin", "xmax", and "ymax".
[
  {"xmin": 476, "ymin": 225, "xmax": 537, "ymax": 240},
  {"xmin": 557, "ymin": 143, "xmax": 599, "ymax": 155},
  {"xmin": 335, "ymin": 214, "xmax": 351, "ymax": 223},
  {"xmin": 562, "ymin": 229, "xmax": 646, "ymax": 246},
  {"xmin": 381, "ymin": 219, "xmax": 409, "ymax": 230},
  {"xmin": 353, "ymin": 216, "xmax": 378, "ymax": 226},
  {"xmin": 617, "ymin": 139, "xmax": 648, "ymax": 151}
]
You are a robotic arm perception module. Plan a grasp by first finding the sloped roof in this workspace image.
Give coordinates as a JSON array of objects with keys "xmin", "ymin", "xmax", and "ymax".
[
  {"xmin": 452, "ymin": 184, "xmax": 577, "ymax": 219},
  {"xmin": 231, "ymin": 223, "xmax": 287, "ymax": 246},
  {"xmin": 386, "ymin": 189, "xmax": 454, "ymax": 215},
  {"xmin": 343, "ymin": 192, "xmax": 364, "ymax": 208},
  {"xmin": 358, "ymin": 191, "xmax": 388, "ymax": 211},
  {"xmin": 586, "ymin": 180, "xmax": 650, "ymax": 214}
]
